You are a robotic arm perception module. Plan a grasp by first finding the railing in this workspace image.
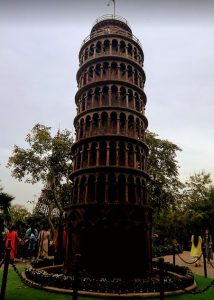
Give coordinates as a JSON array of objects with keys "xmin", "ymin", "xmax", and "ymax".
[
  {"xmin": 79, "ymin": 51, "xmax": 143, "ymax": 67},
  {"xmin": 81, "ymin": 26, "xmax": 142, "ymax": 48},
  {"xmin": 92, "ymin": 15, "xmax": 130, "ymax": 28}
]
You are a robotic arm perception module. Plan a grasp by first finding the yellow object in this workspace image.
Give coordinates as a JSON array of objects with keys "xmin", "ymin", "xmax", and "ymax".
[{"xmin": 190, "ymin": 235, "xmax": 202, "ymax": 257}]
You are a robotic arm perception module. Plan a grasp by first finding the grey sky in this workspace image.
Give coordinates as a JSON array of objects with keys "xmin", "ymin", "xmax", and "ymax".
[{"xmin": 0, "ymin": 0, "xmax": 214, "ymax": 210}]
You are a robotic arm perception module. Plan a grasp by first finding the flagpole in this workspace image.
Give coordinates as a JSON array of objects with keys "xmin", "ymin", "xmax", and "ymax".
[{"xmin": 113, "ymin": 0, "xmax": 116, "ymax": 18}]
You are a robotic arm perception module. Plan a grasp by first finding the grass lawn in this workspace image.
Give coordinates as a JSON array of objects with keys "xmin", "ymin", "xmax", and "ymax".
[{"xmin": 0, "ymin": 266, "xmax": 214, "ymax": 300}]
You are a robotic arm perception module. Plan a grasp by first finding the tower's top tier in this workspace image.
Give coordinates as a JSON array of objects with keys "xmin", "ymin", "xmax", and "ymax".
[
  {"xmin": 81, "ymin": 15, "xmax": 142, "ymax": 49},
  {"xmin": 91, "ymin": 15, "xmax": 132, "ymax": 35}
]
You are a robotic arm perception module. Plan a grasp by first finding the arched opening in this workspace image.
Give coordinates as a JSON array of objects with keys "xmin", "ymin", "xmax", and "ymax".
[
  {"xmin": 111, "ymin": 86, "xmax": 118, "ymax": 104},
  {"xmin": 76, "ymin": 147, "xmax": 81, "ymax": 169},
  {"xmin": 136, "ymin": 177, "xmax": 141, "ymax": 204},
  {"xmin": 120, "ymin": 87, "xmax": 126, "ymax": 107},
  {"xmin": 110, "ymin": 111, "xmax": 117, "ymax": 133},
  {"xmin": 118, "ymin": 175, "xmax": 126, "ymax": 203},
  {"xmin": 134, "ymin": 69, "xmax": 138, "ymax": 85},
  {"xmin": 92, "ymin": 113, "xmax": 99, "ymax": 129},
  {"xmin": 97, "ymin": 174, "xmax": 106, "ymax": 203},
  {"xmin": 102, "ymin": 86, "xmax": 109, "ymax": 106},
  {"xmin": 90, "ymin": 142, "xmax": 97, "ymax": 166},
  {"xmin": 79, "ymin": 176, "xmax": 86, "ymax": 203},
  {"xmin": 94, "ymin": 87, "xmax": 100, "ymax": 107},
  {"xmin": 112, "ymin": 39, "xmax": 118, "ymax": 53},
  {"xmin": 80, "ymin": 118, "xmax": 84, "ymax": 138},
  {"xmin": 89, "ymin": 44, "xmax": 94, "ymax": 57},
  {"xmin": 128, "ymin": 175, "xmax": 135, "ymax": 203},
  {"xmin": 95, "ymin": 41, "xmax": 102, "ymax": 54},
  {"xmin": 127, "ymin": 43, "xmax": 132, "ymax": 57},
  {"xmin": 85, "ymin": 115, "xmax": 91, "ymax": 137},
  {"xmin": 136, "ymin": 118, "xmax": 140, "ymax": 139},
  {"xmin": 73, "ymin": 178, "xmax": 79, "ymax": 204},
  {"xmin": 82, "ymin": 144, "xmax": 88, "ymax": 167},
  {"xmin": 99, "ymin": 141, "xmax": 107, "ymax": 165},
  {"xmin": 120, "ymin": 63, "xmax": 126, "ymax": 79},
  {"xmin": 103, "ymin": 62, "xmax": 109, "ymax": 79},
  {"xmin": 128, "ymin": 143, "xmax": 134, "ymax": 167},
  {"xmin": 111, "ymin": 62, "xmax": 117, "ymax": 78},
  {"xmin": 119, "ymin": 112, "xmax": 126, "ymax": 134},
  {"xmin": 88, "ymin": 66, "xmax": 93, "ymax": 83},
  {"xmin": 128, "ymin": 115, "xmax": 134, "ymax": 136},
  {"xmin": 120, "ymin": 40, "xmax": 126, "ymax": 54},
  {"xmin": 135, "ymin": 93, "xmax": 140, "ymax": 111},
  {"xmin": 127, "ymin": 65, "xmax": 133, "ymax": 83},
  {"xmin": 128, "ymin": 89, "xmax": 134, "ymax": 109},
  {"xmin": 103, "ymin": 39, "xmax": 110, "ymax": 53},
  {"xmin": 88, "ymin": 175, "xmax": 96, "ymax": 203},
  {"xmin": 136, "ymin": 145, "xmax": 141, "ymax": 169},
  {"xmin": 109, "ymin": 141, "xmax": 116, "ymax": 165},
  {"xmin": 108, "ymin": 173, "xmax": 116, "ymax": 202},
  {"xmin": 119, "ymin": 142, "xmax": 125, "ymax": 166},
  {"xmin": 95, "ymin": 63, "xmax": 101, "ymax": 80},
  {"xmin": 85, "ymin": 48, "xmax": 89, "ymax": 61},
  {"xmin": 101, "ymin": 111, "xmax": 108, "ymax": 128},
  {"xmin": 87, "ymin": 89, "xmax": 93, "ymax": 110}
]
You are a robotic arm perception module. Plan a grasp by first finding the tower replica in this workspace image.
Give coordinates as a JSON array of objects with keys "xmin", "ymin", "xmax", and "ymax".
[{"xmin": 65, "ymin": 15, "xmax": 152, "ymax": 277}]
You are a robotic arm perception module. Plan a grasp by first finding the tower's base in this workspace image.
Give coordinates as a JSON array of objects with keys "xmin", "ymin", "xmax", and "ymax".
[{"xmin": 64, "ymin": 204, "xmax": 152, "ymax": 277}]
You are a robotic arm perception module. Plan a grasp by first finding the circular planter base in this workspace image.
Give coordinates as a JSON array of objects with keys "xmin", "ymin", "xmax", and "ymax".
[{"xmin": 22, "ymin": 263, "xmax": 196, "ymax": 298}]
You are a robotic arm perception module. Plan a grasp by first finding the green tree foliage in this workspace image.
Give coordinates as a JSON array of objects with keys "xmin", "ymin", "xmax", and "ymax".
[
  {"xmin": 7, "ymin": 124, "xmax": 73, "ymax": 228},
  {"xmin": 182, "ymin": 172, "xmax": 214, "ymax": 236},
  {"xmin": 9, "ymin": 204, "xmax": 31, "ymax": 224},
  {"xmin": 0, "ymin": 181, "xmax": 14, "ymax": 216},
  {"xmin": 146, "ymin": 131, "xmax": 184, "ymax": 212}
]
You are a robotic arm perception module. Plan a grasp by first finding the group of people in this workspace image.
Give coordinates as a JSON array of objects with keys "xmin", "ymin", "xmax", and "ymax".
[
  {"xmin": 190, "ymin": 229, "xmax": 213, "ymax": 267},
  {"xmin": 0, "ymin": 219, "xmax": 67, "ymax": 263}
]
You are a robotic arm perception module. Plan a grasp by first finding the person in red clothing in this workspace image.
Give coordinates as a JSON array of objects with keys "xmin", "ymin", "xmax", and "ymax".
[
  {"xmin": 5, "ymin": 225, "xmax": 19, "ymax": 262},
  {"xmin": 53, "ymin": 224, "xmax": 68, "ymax": 264}
]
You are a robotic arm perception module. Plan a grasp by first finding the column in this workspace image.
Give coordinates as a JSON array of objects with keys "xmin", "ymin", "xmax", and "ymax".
[
  {"xmin": 117, "ymin": 117, "xmax": 120, "ymax": 134},
  {"xmin": 106, "ymin": 142, "xmax": 110, "ymax": 166},
  {"xmin": 133, "ymin": 148, "xmax": 137, "ymax": 168},
  {"xmin": 84, "ymin": 178, "xmax": 88, "ymax": 204},
  {"xmin": 116, "ymin": 142, "xmax": 119, "ymax": 166},
  {"xmin": 125, "ymin": 176, "xmax": 128, "ymax": 203},
  {"xmin": 96, "ymin": 144, "xmax": 100, "ymax": 166},
  {"xmin": 87, "ymin": 144, "xmax": 91, "ymax": 166},
  {"xmin": 91, "ymin": 92, "xmax": 95, "ymax": 108},
  {"xmin": 109, "ymin": 85, "xmax": 112, "ymax": 106},
  {"xmin": 126, "ymin": 93, "xmax": 129, "ymax": 108},
  {"xmin": 125, "ymin": 145, "xmax": 128, "ymax": 167},
  {"xmin": 104, "ymin": 177, "xmax": 108, "ymax": 203}
]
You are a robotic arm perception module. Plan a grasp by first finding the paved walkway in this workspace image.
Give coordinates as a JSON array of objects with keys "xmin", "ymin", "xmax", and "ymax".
[{"xmin": 164, "ymin": 251, "xmax": 214, "ymax": 279}]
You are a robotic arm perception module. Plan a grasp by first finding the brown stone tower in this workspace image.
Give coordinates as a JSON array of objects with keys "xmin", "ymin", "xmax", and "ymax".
[{"xmin": 65, "ymin": 15, "xmax": 152, "ymax": 277}]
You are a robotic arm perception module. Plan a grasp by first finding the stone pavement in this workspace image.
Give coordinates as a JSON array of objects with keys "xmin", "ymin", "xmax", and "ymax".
[{"xmin": 164, "ymin": 251, "xmax": 214, "ymax": 279}]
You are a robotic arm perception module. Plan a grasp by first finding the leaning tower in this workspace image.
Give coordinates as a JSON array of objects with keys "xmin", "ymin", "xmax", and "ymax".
[{"xmin": 65, "ymin": 15, "xmax": 152, "ymax": 277}]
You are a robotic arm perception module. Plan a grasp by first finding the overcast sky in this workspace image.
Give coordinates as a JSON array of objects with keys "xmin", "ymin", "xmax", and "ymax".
[{"xmin": 0, "ymin": 0, "xmax": 214, "ymax": 210}]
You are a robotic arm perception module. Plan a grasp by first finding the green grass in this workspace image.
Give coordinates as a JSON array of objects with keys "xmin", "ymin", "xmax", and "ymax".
[{"xmin": 0, "ymin": 266, "xmax": 214, "ymax": 300}]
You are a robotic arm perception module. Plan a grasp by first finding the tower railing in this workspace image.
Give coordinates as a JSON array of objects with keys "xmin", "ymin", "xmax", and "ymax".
[{"xmin": 92, "ymin": 15, "xmax": 130, "ymax": 27}]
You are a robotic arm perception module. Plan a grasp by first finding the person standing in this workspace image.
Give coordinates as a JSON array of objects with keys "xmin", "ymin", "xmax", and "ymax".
[
  {"xmin": 37, "ymin": 225, "xmax": 50, "ymax": 259},
  {"xmin": 190, "ymin": 233, "xmax": 202, "ymax": 267},
  {"xmin": 25, "ymin": 223, "xmax": 38, "ymax": 259},
  {"xmin": 5, "ymin": 225, "xmax": 19, "ymax": 263},
  {"xmin": 204, "ymin": 229, "xmax": 213, "ymax": 263}
]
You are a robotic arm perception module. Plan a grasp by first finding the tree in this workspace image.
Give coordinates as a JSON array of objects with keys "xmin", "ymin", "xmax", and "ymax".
[
  {"xmin": 183, "ymin": 171, "xmax": 212, "ymax": 207},
  {"xmin": 7, "ymin": 123, "xmax": 73, "ymax": 229},
  {"xmin": 181, "ymin": 172, "xmax": 214, "ymax": 236},
  {"xmin": 146, "ymin": 131, "xmax": 184, "ymax": 213},
  {"xmin": 9, "ymin": 204, "xmax": 31, "ymax": 224},
  {"xmin": 0, "ymin": 181, "xmax": 14, "ymax": 217}
]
